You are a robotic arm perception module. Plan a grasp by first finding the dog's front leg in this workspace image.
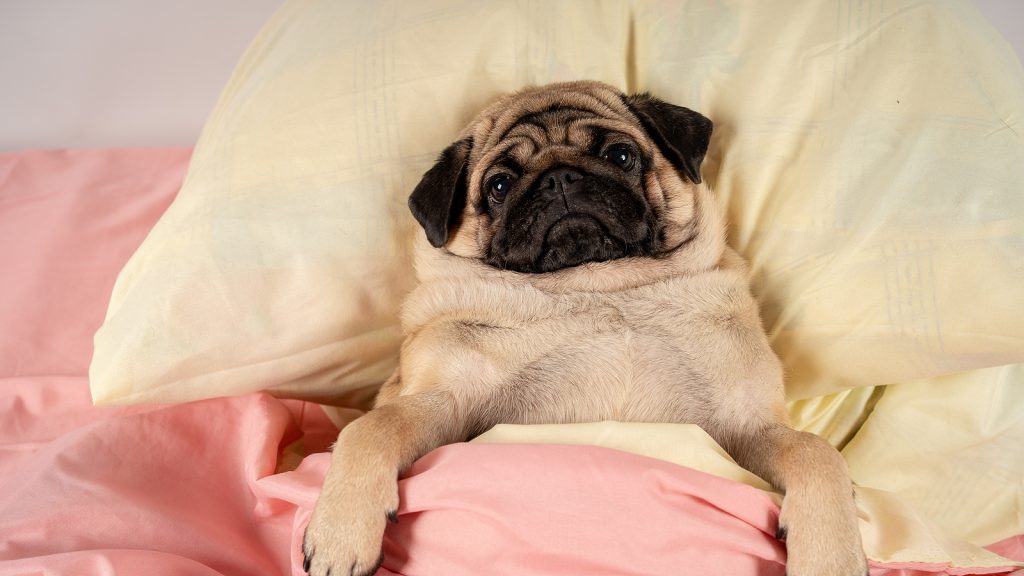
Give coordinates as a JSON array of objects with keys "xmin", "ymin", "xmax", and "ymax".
[
  {"xmin": 303, "ymin": 390, "xmax": 468, "ymax": 576},
  {"xmin": 718, "ymin": 423, "xmax": 867, "ymax": 576}
]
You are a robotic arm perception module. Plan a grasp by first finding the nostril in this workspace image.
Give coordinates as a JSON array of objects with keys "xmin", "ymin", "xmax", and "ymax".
[
  {"xmin": 537, "ymin": 167, "xmax": 584, "ymax": 192},
  {"xmin": 554, "ymin": 168, "xmax": 583, "ymax": 188}
]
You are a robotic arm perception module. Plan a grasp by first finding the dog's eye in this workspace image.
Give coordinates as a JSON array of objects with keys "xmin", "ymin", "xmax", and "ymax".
[
  {"xmin": 487, "ymin": 173, "xmax": 514, "ymax": 203},
  {"xmin": 602, "ymin": 144, "xmax": 635, "ymax": 171}
]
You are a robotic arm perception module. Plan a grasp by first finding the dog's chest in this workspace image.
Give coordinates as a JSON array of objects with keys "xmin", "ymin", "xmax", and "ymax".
[
  {"xmin": 566, "ymin": 295, "xmax": 699, "ymax": 371},
  {"xmin": 402, "ymin": 272, "xmax": 750, "ymax": 424},
  {"xmin": 488, "ymin": 288, "xmax": 718, "ymax": 423}
]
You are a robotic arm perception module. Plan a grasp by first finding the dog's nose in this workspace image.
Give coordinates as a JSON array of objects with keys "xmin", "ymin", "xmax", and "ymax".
[{"xmin": 537, "ymin": 166, "xmax": 584, "ymax": 193}]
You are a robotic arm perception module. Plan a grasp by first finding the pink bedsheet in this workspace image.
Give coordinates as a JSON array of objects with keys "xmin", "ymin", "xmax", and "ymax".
[{"xmin": 0, "ymin": 148, "xmax": 1020, "ymax": 576}]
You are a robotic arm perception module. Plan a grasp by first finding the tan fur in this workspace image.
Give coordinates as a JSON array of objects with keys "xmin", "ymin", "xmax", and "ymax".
[{"xmin": 304, "ymin": 81, "xmax": 866, "ymax": 576}]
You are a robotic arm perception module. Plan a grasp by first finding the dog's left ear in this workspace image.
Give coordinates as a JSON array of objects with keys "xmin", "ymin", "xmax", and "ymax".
[
  {"xmin": 408, "ymin": 137, "xmax": 472, "ymax": 247},
  {"xmin": 624, "ymin": 94, "xmax": 712, "ymax": 184}
]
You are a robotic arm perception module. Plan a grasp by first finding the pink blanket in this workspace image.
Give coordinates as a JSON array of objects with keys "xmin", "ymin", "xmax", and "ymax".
[{"xmin": 0, "ymin": 148, "xmax": 1020, "ymax": 575}]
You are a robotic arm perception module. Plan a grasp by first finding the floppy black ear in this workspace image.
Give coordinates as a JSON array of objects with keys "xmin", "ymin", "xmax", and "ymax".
[
  {"xmin": 623, "ymin": 93, "xmax": 713, "ymax": 184},
  {"xmin": 408, "ymin": 137, "xmax": 472, "ymax": 247}
]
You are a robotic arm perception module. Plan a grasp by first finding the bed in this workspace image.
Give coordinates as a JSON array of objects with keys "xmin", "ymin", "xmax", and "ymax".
[{"xmin": 2, "ymin": 1, "xmax": 1023, "ymax": 575}]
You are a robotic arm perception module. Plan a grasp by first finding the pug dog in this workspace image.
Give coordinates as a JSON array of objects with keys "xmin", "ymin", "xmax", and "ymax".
[{"xmin": 303, "ymin": 81, "xmax": 867, "ymax": 576}]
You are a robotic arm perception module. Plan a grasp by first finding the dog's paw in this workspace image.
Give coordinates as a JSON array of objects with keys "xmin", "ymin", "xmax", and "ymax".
[
  {"xmin": 778, "ymin": 497, "xmax": 867, "ymax": 576},
  {"xmin": 302, "ymin": 476, "xmax": 398, "ymax": 576}
]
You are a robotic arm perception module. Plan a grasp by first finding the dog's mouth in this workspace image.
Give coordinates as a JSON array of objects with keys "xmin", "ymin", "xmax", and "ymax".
[
  {"xmin": 485, "ymin": 173, "xmax": 659, "ymax": 274},
  {"xmin": 488, "ymin": 209, "xmax": 654, "ymax": 274},
  {"xmin": 535, "ymin": 214, "xmax": 628, "ymax": 272}
]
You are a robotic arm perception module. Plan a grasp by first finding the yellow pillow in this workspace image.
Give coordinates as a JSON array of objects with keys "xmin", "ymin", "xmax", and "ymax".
[{"xmin": 90, "ymin": 0, "xmax": 1024, "ymax": 406}]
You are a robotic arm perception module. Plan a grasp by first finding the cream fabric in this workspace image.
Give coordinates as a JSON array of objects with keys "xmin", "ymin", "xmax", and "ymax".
[
  {"xmin": 628, "ymin": 0, "xmax": 1024, "ymax": 401},
  {"xmin": 90, "ymin": 0, "xmax": 631, "ymax": 406},
  {"xmin": 89, "ymin": 0, "xmax": 1024, "ymax": 564},
  {"xmin": 91, "ymin": 0, "xmax": 1024, "ymax": 406},
  {"xmin": 844, "ymin": 364, "xmax": 1024, "ymax": 548}
]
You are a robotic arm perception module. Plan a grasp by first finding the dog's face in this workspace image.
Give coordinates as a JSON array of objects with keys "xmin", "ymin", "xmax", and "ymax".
[{"xmin": 409, "ymin": 81, "xmax": 713, "ymax": 273}]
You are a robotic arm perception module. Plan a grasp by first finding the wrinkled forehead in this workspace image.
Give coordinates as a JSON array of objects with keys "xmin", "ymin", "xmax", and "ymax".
[{"xmin": 467, "ymin": 83, "xmax": 649, "ymax": 171}]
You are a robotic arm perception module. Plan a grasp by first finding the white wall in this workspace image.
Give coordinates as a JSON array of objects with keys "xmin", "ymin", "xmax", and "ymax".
[
  {"xmin": 0, "ymin": 1, "xmax": 1020, "ymax": 152},
  {"xmin": 0, "ymin": 0, "xmax": 283, "ymax": 151},
  {"xmin": 974, "ymin": 0, "xmax": 1024, "ymax": 65}
]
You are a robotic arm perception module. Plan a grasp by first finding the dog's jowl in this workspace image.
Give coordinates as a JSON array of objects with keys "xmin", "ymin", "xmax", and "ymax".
[{"xmin": 303, "ymin": 81, "xmax": 867, "ymax": 576}]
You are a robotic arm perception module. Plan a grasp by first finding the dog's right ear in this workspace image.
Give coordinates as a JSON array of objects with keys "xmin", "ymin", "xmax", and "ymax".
[{"xmin": 408, "ymin": 137, "xmax": 472, "ymax": 247}]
